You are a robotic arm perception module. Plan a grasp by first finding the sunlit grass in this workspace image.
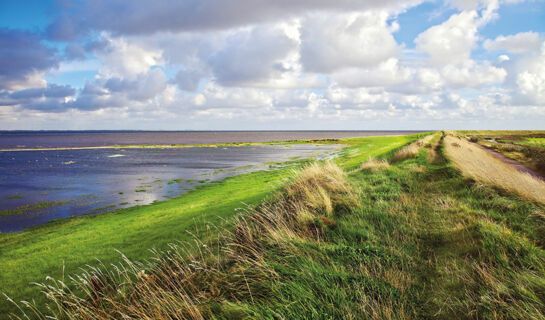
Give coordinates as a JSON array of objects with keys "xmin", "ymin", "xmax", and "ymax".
[
  {"xmin": 444, "ymin": 135, "xmax": 545, "ymax": 205},
  {"xmin": 391, "ymin": 133, "xmax": 435, "ymax": 162}
]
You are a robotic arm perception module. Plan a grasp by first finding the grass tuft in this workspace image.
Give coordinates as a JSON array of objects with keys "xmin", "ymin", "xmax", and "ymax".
[
  {"xmin": 359, "ymin": 158, "xmax": 391, "ymax": 172},
  {"xmin": 392, "ymin": 134, "xmax": 435, "ymax": 162}
]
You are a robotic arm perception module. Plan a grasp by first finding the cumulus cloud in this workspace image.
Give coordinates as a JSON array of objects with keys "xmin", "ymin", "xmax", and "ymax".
[
  {"xmin": 326, "ymin": 86, "xmax": 390, "ymax": 108},
  {"xmin": 208, "ymin": 26, "xmax": 297, "ymax": 85},
  {"xmin": 96, "ymin": 34, "xmax": 163, "ymax": 79},
  {"xmin": 2, "ymin": 0, "xmax": 544, "ymax": 129},
  {"xmin": 104, "ymin": 68, "xmax": 167, "ymax": 100},
  {"xmin": 300, "ymin": 11, "xmax": 400, "ymax": 73},
  {"xmin": 191, "ymin": 82, "xmax": 273, "ymax": 109},
  {"xmin": 170, "ymin": 69, "xmax": 204, "ymax": 92},
  {"xmin": 440, "ymin": 60, "xmax": 506, "ymax": 88},
  {"xmin": 64, "ymin": 43, "xmax": 87, "ymax": 60},
  {"xmin": 415, "ymin": 10, "xmax": 480, "ymax": 65},
  {"xmin": 484, "ymin": 31, "xmax": 543, "ymax": 53},
  {"xmin": 10, "ymin": 84, "xmax": 75, "ymax": 100},
  {"xmin": 514, "ymin": 43, "xmax": 545, "ymax": 105},
  {"xmin": 45, "ymin": 0, "xmax": 423, "ymax": 39},
  {"xmin": 0, "ymin": 84, "xmax": 75, "ymax": 112},
  {"xmin": 0, "ymin": 29, "xmax": 59, "ymax": 90},
  {"xmin": 331, "ymin": 58, "xmax": 411, "ymax": 88},
  {"xmin": 67, "ymin": 68, "xmax": 168, "ymax": 111}
]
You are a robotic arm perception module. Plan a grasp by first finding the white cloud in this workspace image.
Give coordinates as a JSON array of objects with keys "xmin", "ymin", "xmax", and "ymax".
[
  {"xmin": 97, "ymin": 34, "xmax": 163, "ymax": 79},
  {"xmin": 326, "ymin": 86, "xmax": 390, "ymax": 108},
  {"xmin": 128, "ymin": 68, "xmax": 167, "ymax": 101},
  {"xmin": 515, "ymin": 44, "xmax": 545, "ymax": 105},
  {"xmin": 484, "ymin": 31, "xmax": 543, "ymax": 53},
  {"xmin": 331, "ymin": 58, "xmax": 412, "ymax": 88},
  {"xmin": 4, "ymin": 0, "xmax": 545, "ymax": 130},
  {"xmin": 300, "ymin": 11, "xmax": 400, "ymax": 73},
  {"xmin": 192, "ymin": 82, "xmax": 273, "ymax": 109},
  {"xmin": 415, "ymin": 10, "xmax": 480, "ymax": 65},
  {"xmin": 208, "ymin": 25, "xmax": 297, "ymax": 85},
  {"xmin": 441, "ymin": 60, "xmax": 506, "ymax": 88}
]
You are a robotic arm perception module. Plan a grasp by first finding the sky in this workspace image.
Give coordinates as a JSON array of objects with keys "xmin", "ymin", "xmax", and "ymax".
[{"xmin": 0, "ymin": 0, "xmax": 544, "ymax": 130}]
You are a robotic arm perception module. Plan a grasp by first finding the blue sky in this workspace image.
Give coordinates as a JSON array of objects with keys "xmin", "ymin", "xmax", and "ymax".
[{"xmin": 0, "ymin": 0, "xmax": 544, "ymax": 130}]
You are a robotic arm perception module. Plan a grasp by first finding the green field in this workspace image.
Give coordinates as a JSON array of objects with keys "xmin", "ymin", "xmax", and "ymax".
[{"xmin": 4, "ymin": 132, "xmax": 545, "ymax": 319}]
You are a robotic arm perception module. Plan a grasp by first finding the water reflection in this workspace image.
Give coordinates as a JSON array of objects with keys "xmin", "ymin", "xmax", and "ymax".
[{"xmin": 0, "ymin": 144, "xmax": 339, "ymax": 232}]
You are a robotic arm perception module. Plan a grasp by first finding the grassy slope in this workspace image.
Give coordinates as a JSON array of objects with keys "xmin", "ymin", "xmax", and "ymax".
[
  {"xmin": 247, "ymin": 136, "xmax": 545, "ymax": 318},
  {"xmin": 0, "ymin": 134, "xmax": 422, "ymax": 315}
]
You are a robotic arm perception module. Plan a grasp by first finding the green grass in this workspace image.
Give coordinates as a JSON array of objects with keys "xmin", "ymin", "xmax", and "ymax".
[
  {"xmin": 185, "ymin": 135, "xmax": 544, "ymax": 319},
  {"xmin": 0, "ymin": 200, "xmax": 70, "ymax": 216},
  {"xmin": 335, "ymin": 132, "xmax": 432, "ymax": 169},
  {"xmin": 519, "ymin": 137, "xmax": 545, "ymax": 149}
]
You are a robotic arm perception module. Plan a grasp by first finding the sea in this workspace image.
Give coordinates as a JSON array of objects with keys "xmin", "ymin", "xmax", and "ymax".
[{"xmin": 0, "ymin": 131, "xmax": 424, "ymax": 232}]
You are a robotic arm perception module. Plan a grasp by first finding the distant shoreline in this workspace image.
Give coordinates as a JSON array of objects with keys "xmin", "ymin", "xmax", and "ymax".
[
  {"xmin": 0, "ymin": 140, "xmax": 345, "ymax": 152},
  {"xmin": 0, "ymin": 131, "xmax": 429, "ymax": 151},
  {"xmin": 0, "ymin": 130, "xmax": 429, "ymax": 133}
]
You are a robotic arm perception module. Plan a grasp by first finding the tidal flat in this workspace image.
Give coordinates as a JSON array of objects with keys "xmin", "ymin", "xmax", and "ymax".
[{"xmin": 0, "ymin": 144, "xmax": 338, "ymax": 232}]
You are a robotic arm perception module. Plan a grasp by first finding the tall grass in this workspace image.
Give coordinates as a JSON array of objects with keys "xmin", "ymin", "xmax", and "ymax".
[
  {"xmin": 359, "ymin": 158, "xmax": 391, "ymax": 172},
  {"xmin": 8, "ymin": 162, "xmax": 357, "ymax": 320},
  {"xmin": 392, "ymin": 134, "xmax": 435, "ymax": 162},
  {"xmin": 443, "ymin": 135, "xmax": 545, "ymax": 205}
]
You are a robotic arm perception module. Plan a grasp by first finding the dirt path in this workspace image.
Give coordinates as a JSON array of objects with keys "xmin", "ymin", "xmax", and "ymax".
[
  {"xmin": 474, "ymin": 143, "xmax": 545, "ymax": 181},
  {"xmin": 426, "ymin": 132, "xmax": 444, "ymax": 164}
]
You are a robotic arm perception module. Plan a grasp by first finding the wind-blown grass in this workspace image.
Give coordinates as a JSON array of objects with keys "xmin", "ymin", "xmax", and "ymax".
[
  {"xmin": 444, "ymin": 135, "xmax": 545, "ymax": 205},
  {"xmin": 392, "ymin": 133, "xmax": 435, "ymax": 162},
  {"xmin": 7, "ymin": 162, "xmax": 357, "ymax": 319},
  {"xmin": 359, "ymin": 158, "xmax": 391, "ymax": 172}
]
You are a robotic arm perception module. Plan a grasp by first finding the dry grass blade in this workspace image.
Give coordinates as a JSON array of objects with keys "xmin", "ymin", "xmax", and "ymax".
[
  {"xmin": 392, "ymin": 134, "xmax": 435, "ymax": 162},
  {"xmin": 359, "ymin": 158, "xmax": 391, "ymax": 172}
]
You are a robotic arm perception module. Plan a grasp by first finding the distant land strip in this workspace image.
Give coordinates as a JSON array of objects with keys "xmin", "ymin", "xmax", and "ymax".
[{"xmin": 0, "ymin": 139, "xmax": 345, "ymax": 152}]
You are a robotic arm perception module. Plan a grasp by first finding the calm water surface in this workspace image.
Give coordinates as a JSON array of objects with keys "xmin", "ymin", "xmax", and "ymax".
[{"xmin": 0, "ymin": 144, "xmax": 337, "ymax": 232}]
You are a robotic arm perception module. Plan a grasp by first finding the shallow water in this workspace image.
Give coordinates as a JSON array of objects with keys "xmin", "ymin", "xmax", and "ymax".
[{"xmin": 0, "ymin": 144, "xmax": 338, "ymax": 232}]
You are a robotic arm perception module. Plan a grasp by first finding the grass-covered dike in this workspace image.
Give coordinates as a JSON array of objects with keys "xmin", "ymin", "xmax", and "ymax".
[{"xmin": 3, "ymin": 132, "xmax": 545, "ymax": 319}]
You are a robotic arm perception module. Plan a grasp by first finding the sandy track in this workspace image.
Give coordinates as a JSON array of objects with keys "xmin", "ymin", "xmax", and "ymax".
[{"xmin": 475, "ymin": 143, "xmax": 545, "ymax": 181}]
